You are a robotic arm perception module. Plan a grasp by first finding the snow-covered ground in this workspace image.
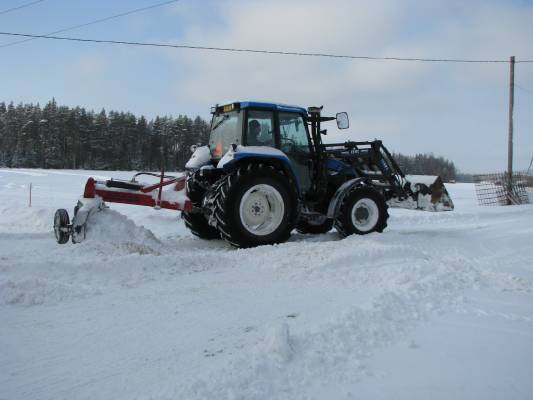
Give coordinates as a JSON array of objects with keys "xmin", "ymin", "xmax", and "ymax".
[{"xmin": 1, "ymin": 168, "xmax": 532, "ymax": 400}]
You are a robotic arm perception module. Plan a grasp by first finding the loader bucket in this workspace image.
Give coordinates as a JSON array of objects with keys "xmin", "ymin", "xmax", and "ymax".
[
  {"xmin": 388, "ymin": 175, "xmax": 454, "ymax": 211},
  {"xmin": 406, "ymin": 175, "xmax": 454, "ymax": 211}
]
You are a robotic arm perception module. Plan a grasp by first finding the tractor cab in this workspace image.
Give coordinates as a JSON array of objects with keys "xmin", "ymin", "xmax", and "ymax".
[{"xmin": 206, "ymin": 101, "xmax": 349, "ymax": 193}]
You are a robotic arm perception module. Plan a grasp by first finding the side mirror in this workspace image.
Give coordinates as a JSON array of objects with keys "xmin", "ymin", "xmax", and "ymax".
[
  {"xmin": 190, "ymin": 144, "xmax": 198, "ymax": 153},
  {"xmin": 336, "ymin": 112, "xmax": 349, "ymax": 130}
]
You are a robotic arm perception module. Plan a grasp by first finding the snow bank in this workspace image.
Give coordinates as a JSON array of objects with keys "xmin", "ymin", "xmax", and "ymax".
[
  {"xmin": 173, "ymin": 248, "xmax": 482, "ymax": 400},
  {"xmin": 262, "ymin": 323, "xmax": 293, "ymax": 363},
  {"xmin": 83, "ymin": 209, "xmax": 162, "ymax": 255},
  {"xmin": 0, "ymin": 207, "xmax": 53, "ymax": 234},
  {"xmin": 2, "ymin": 171, "xmax": 533, "ymax": 400}
]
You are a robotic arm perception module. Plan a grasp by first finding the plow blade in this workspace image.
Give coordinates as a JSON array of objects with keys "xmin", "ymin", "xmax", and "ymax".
[{"xmin": 389, "ymin": 175, "xmax": 454, "ymax": 212}]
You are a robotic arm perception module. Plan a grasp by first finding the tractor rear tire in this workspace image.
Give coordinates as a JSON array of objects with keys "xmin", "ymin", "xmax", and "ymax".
[
  {"xmin": 212, "ymin": 163, "xmax": 297, "ymax": 248},
  {"xmin": 334, "ymin": 187, "xmax": 389, "ymax": 237},
  {"xmin": 183, "ymin": 171, "xmax": 219, "ymax": 240},
  {"xmin": 296, "ymin": 218, "xmax": 333, "ymax": 234},
  {"xmin": 185, "ymin": 172, "xmax": 205, "ymax": 204},
  {"xmin": 182, "ymin": 211, "xmax": 220, "ymax": 240}
]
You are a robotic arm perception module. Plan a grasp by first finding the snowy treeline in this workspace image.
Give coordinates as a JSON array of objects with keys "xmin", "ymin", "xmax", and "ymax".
[
  {"xmin": 0, "ymin": 99, "xmax": 210, "ymax": 171},
  {"xmin": 393, "ymin": 152, "xmax": 457, "ymax": 181},
  {"xmin": 1, "ymin": 99, "xmax": 458, "ymax": 178}
]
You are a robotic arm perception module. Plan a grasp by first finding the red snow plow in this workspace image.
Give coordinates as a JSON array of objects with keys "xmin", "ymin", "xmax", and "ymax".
[{"xmin": 53, "ymin": 171, "xmax": 191, "ymax": 244}]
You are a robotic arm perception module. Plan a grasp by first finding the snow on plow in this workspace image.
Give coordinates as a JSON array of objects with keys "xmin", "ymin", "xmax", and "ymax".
[{"xmin": 53, "ymin": 172, "xmax": 191, "ymax": 244}]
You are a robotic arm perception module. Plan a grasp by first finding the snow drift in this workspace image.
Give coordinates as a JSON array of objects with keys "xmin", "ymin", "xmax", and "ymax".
[{"xmin": 1, "ymin": 168, "xmax": 533, "ymax": 400}]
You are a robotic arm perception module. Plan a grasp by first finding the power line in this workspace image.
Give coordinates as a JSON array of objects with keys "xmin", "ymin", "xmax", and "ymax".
[
  {"xmin": 515, "ymin": 83, "xmax": 533, "ymax": 94},
  {"xmin": 0, "ymin": 0, "xmax": 45, "ymax": 15},
  {"xmin": 1, "ymin": 31, "xmax": 533, "ymax": 64},
  {"xmin": 0, "ymin": 0, "xmax": 180, "ymax": 48}
]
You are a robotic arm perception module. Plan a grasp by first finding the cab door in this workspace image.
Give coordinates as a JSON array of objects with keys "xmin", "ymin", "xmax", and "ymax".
[{"xmin": 278, "ymin": 112, "xmax": 313, "ymax": 193}]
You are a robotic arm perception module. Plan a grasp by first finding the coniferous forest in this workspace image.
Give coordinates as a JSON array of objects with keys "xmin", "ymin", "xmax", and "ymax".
[
  {"xmin": 0, "ymin": 99, "xmax": 210, "ymax": 171},
  {"xmin": 0, "ymin": 99, "xmax": 457, "ymax": 179},
  {"xmin": 393, "ymin": 152, "xmax": 457, "ymax": 182}
]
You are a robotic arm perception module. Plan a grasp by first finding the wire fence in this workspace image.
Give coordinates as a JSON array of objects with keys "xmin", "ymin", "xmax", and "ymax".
[{"xmin": 473, "ymin": 171, "xmax": 532, "ymax": 206}]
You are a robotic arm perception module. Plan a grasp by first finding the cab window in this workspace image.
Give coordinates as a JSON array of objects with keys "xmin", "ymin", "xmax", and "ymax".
[
  {"xmin": 246, "ymin": 110, "xmax": 274, "ymax": 146},
  {"xmin": 279, "ymin": 113, "xmax": 310, "ymax": 154}
]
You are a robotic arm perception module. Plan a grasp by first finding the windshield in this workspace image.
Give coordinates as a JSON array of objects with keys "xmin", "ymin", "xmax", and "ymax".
[{"xmin": 209, "ymin": 111, "xmax": 243, "ymax": 158}]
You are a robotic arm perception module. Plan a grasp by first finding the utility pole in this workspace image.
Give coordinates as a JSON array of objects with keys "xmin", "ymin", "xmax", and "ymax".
[{"xmin": 507, "ymin": 56, "xmax": 515, "ymax": 203}]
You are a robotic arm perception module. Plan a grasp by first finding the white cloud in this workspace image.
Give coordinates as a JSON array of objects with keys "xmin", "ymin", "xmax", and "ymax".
[{"xmin": 162, "ymin": 0, "xmax": 533, "ymax": 172}]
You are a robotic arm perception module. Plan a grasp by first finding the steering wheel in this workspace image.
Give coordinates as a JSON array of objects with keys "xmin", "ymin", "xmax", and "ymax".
[{"xmin": 280, "ymin": 139, "xmax": 297, "ymax": 154}]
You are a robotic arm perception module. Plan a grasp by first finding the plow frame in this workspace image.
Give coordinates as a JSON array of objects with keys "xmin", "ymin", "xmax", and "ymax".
[{"xmin": 83, "ymin": 172, "xmax": 192, "ymax": 212}]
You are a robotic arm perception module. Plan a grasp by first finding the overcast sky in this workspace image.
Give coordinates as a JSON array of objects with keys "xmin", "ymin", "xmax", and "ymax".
[{"xmin": 1, "ymin": 0, "xmax": 532, "ymax": 173}]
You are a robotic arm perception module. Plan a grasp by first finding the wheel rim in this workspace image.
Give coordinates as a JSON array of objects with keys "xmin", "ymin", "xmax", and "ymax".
[
  {"xmin": 239, "ymin": 184, "xmax": 285, "ymax": 236},
  {"xmin": 351, "ymin": 198, "xmax": 379, "ymax": 232}
]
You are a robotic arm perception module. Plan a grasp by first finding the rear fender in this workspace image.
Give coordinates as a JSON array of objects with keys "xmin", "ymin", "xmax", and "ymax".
[
  {"xmin": 327, "ymin": 177, "xmax": 369, "ymax": 219},
  {"xmin": 217, "ymin": 146, "xmax": 301, "ymax": 194}
]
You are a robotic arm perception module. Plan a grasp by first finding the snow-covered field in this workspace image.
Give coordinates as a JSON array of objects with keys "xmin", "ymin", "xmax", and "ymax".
[{"xmin": 1, "ymin": 168, "xmax": 532, "ymax": 400}]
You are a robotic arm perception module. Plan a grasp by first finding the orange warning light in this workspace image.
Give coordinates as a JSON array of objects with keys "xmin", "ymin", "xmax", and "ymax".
[{"xmin": 214, "ymin": 142, "xmax": 223, "ymax": 157}]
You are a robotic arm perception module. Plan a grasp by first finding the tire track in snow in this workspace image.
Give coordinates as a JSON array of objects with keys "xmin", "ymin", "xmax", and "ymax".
[{"xmin": 170, "ymin": 251, "xmax": 482, "ymax": 400}]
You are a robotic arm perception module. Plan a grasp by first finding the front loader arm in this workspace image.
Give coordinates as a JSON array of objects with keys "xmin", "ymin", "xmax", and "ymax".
[{"xmin": 323, "ymin": 140, "xmax": 454, "ymax": 211}]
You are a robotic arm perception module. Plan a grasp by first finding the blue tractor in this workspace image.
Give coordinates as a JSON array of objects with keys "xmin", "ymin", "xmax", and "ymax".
[
  {"xmin": 52, "ymin": 100, "xmax": 453, "ymax": 247},
  {"xmin": 182, "ymin": 101, "xmax": 453, "ymax": 248}
]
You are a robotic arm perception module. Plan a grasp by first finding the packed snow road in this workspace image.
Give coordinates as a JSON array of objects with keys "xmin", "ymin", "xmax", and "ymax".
[{"xmin": 1, "ymin": 168, "xmax": 532, "ymax": 400}]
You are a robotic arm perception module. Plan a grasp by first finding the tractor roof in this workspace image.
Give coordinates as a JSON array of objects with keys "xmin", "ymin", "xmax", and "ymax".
[{"xmin": 227, "ymin": 101, "xmax": 307, "ymax": 114}]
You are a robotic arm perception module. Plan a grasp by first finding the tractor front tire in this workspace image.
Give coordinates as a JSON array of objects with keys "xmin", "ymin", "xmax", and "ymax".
[
  {"xmin": 334, "ymin": 187, "xmax": 389, "ymax": 237},
  {"xmin": 212, "ymin": 163, "xmax": 297, "ymax": 248},
  {"xmin": 182, "ymin": 211, "xmax": 220, "ymax": 240}
]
